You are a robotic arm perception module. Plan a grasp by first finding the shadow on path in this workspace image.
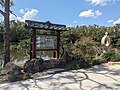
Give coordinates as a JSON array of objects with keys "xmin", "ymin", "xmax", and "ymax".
[{"xmin": 0, "ymin": 64, "xmax": 120, "ymax": 90}]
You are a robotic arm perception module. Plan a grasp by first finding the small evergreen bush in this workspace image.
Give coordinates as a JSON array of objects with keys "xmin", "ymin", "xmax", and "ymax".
[{"xmin": 101, "ymin": 51, "xmax": 120, "ymax": 62}]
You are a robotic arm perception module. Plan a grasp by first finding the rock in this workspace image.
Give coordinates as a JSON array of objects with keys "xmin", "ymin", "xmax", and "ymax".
[
  {"xmin": 43, "ymin": 59, "xmax": 59, "ymax": 69},
  {"xmin": 31, "ymin": 72, "xmax": 44, "ymax": 78},
  {"xmin": 58, "ymin": 51, "xmax": 90, "ymax": 69},
  {"xmin": 23, "ymin": 60, "xmax": 35, "ymax": 73},
  {"xmin": 58, "ymin": 51, "xmax": 68, "ymax": 67},
  {"xmin": 58, "ymin": 51, "xmax": 79, "ymax": 67},
  {"xmin": 34, "ymin": 58, "xmax": 44, "ymax": 72},
  {"xmin": 0, "ymin": 62, "xmax": 23, "ymax": 82},
  {"xmin": 23, "ymin": 58, "xmax": 59, "ymax": 73},
  {"xmin": 91, "ymin": 60, "xmax": 102, "ymax": 66},
  {"xmin": 24, "ymin": 58, "xmax": 44, "ymax": 73},
  {"xmin": 22, "ymin": 73, "xmax": 31, "ymax": 80},
  {"xmin": 24, "ymin": 60, "xmax": 35, "ymax": 73},
  {"xmin": 65, "ymin": 59, "xmax": 90, "ymax": 70},
  {"xmin": 24, "ymin": 52, "xmax": 90, "ymax": 73}
]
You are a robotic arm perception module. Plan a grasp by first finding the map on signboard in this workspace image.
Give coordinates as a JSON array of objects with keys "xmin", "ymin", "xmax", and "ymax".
[{"xmin": 36, "ymin": 35, "xmax": 57, "ymax": 49}]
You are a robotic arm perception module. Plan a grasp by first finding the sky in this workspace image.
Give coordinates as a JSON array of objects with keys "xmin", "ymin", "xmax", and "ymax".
[{"xmin": 0, "ymin": 0, "xmax": 120, "ymax": 27}]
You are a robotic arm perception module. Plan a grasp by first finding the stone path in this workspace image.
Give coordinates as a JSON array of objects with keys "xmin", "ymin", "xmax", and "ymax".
[{"xmin": 0, "ymin": 62, "xmax": 120, "ymax": 90}]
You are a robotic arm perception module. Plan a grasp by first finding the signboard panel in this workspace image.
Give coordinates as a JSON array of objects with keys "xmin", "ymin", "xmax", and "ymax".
[{"xmin": 36, "ymin": 35, "xmax": 57, "ymax": 49}]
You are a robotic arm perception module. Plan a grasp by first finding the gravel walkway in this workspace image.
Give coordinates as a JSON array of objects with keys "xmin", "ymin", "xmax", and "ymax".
[{"xmin": 0, "ymin": 62, "xmax": 120, "ymax": 90}]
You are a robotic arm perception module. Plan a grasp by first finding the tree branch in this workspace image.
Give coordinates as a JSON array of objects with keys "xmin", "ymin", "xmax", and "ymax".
[
  {"xmin": 0, "ymin": 1, "xmax": 4, "ymax": 7},
  {"xmin": 0, "ymin": 9, "xmax": 5, "ymax": 16},
  {"xmin": 0, "ymin": 1, "xmax": 16, "ymax": 17},
  {"xmin": 9, "ymin": 10, "xmax": 17, "ymax": 17}
]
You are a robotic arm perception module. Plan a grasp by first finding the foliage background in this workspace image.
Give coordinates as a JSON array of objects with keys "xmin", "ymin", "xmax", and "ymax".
[{"xmin": 0, "ymin": 20, "xmax": 120, "ymax": 62}]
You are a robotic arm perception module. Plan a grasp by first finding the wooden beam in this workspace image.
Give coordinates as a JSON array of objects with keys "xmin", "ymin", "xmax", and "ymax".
[{"xmin": 36, "ymin": 49, "xmax": 57, "ymax": 51}]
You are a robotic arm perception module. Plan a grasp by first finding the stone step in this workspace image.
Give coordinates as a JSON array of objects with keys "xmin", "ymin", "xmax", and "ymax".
[
  {"xmin": 43, "ymin": 68, "xmax": 65, "ymax": 74},
  {"xmin": 108, "ymin": 62, "xmax": 120, "ymax": 65}
]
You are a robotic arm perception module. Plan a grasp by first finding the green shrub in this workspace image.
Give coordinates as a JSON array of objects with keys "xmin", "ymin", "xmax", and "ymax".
[
  {"xmin": 101, "ymin": 51, "xmax": 120, "ymax": 62},
  {"xmin": 72, "ymin": 36, "xmax": 99, "ymax": 61}
]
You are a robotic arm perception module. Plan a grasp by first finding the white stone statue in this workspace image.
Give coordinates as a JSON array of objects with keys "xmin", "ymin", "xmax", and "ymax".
[{"xmin": 101, "ymin": 32, "xmax": 111, "ymax": 46}]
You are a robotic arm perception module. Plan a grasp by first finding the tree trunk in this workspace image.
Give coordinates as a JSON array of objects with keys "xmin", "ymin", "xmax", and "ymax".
[{"xmin": 3, "ymin": 0, "xmax": 10, "ymax": 66}]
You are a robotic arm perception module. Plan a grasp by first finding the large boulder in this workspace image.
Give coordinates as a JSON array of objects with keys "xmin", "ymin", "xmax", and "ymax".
[
  {"xmin": 0, "ymin": 62, "xmax": 23, "ymax": 82},
  {"xmin": 24, "ymin": 52, "xmax": 90, "ymax": 73},
  {"xmin": 65, "ymin": 59, "xmax": 90, "ymax": 70},
  {"xmin": 58, "ymin": 51, "xmax": 90, "ymax": 69},
  {"xmin": 23, "ymin": 58, "xmax": 59, "ymax": 73},
  {"xmin": 23, "ymin": 59, "xmax": 43, "ymax": 73},
  {"xmin": 58, "ymin": 51, "xmax": 78, "ymax": 67}
]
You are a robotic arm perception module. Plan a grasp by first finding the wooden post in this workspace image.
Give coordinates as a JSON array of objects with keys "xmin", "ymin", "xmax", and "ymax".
[
  {"xmin": 56, "ymin": 31, "xmax": 60, "ymax": 58},
  {"xmin": 30, "ymin": 38, "xmax": 32, "ymax": 60},
  {"xmin": 53, "ymin": 51, "xmax": 56, "ymax": 58},
  {"xmin": 32, "ymin": 28, "xmax": 36, "ymax": 59}
]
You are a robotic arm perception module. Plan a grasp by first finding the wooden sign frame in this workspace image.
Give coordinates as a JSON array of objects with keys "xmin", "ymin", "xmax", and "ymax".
[{"xmin": 25, "ymin": 20, "xmax": 67, "ymax": 59}]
